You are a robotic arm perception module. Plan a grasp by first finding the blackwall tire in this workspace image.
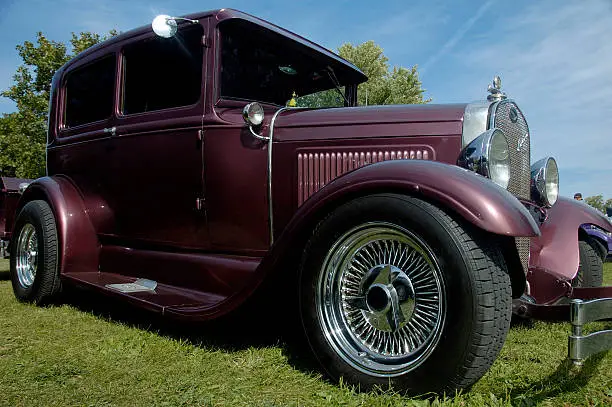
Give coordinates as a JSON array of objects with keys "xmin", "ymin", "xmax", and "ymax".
[
  {"xmin": 298, "ymin": 194, "xmax": 512, "ymax": 395},
  {"xmin": 572, "ymin": 239, "xmax": 603, "ymax": 288},
  {"xmin": 10, "ymin": 200, "xmax": 61, "ymax": 305}
]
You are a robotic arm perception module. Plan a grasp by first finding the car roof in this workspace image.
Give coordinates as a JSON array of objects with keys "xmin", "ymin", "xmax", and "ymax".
[{"xmin": 60, "ymin": 8, "xmax": 367, "ymax": 84}]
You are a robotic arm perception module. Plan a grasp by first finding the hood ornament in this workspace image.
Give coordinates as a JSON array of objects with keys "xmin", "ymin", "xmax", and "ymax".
[{"xmin": 487, "ymin": 75, "xmax": 507, "ymax": 101}]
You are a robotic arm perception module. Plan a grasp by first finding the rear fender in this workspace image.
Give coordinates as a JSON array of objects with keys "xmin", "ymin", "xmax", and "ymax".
[
  {"xmin": 16, "ymin": 176, "xmax": 99, "ymax": 275},
  {"xmin": 529, "ymin": 196, "xmax": 612, "ymax": 283}
]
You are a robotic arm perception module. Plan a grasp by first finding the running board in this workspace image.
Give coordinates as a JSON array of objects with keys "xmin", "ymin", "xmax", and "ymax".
[{"xmin": 62, "ymin": 271, "xmax": 226, "ymax": 315}]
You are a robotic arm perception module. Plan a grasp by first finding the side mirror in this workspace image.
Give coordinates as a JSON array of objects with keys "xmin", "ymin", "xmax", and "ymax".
[{"xmin": 152, "ymin": 14, "xmax": 199, "ymax": 38}]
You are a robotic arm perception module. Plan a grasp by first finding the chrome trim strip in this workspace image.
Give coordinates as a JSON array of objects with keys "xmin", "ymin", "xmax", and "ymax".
[
  {"xmin": 461, "ymin": 101, "xmax": 492, "ymax": 147},
  {"xmin": 267, "ymin": 107, "xmax": 293, "ymax": 246},
  {"xmin": 487, "ymin": 100, "xmax": 502, "ymax": 129},
  {"xmin": 248, "ymin": 125, "xmax": 269, "ymax": 141}
]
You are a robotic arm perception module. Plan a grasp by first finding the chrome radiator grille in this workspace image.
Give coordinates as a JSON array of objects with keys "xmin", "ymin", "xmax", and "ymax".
[
  {"xmin": 490, "ymin": 100, "xmax": 531, "ymax": 273},
  {"xmin": 490, "ymin": 101, "xmax": 531, "ymax": 200}
]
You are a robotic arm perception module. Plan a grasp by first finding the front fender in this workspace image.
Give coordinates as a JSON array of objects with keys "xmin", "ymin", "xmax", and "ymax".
[
  {"xmin": 16, "ymin": 176, "xmax": 99, "ymax": 276},
  {"xmin": 529, "ymin": 196, "xmax": 612, "ymax": 283},
  {"xmin": 279, "ymin": 159, "xmax": 540, "ymax": 241}
]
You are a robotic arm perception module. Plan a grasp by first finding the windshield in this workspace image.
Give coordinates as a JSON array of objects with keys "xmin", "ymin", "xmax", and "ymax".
[{"xmin": 219, "ymin": 19, "xmax": 357, "ymax": 108}]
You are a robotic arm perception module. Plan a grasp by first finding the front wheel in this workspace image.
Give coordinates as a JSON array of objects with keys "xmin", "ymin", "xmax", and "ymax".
[{"xmin": 299, "ymin": 194, "xmax": 512, "ymax": 395}]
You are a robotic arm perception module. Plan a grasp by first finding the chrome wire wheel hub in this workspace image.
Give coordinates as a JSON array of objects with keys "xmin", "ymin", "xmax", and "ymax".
[
  {"xmin": 354, "ymin": 264, "xmax": 416, "ymax": 333},
  {"xmin": 317, "ymin": 222, "xmax": 446, "ymax": 376},
  {"xmin": 15, "ymin": 223, "xmax": 38, "ymax": 289}
]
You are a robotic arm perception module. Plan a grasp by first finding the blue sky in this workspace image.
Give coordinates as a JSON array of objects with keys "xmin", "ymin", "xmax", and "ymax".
[{"xmin": 1, "ymin": 0, "xmax": 611, "ymax": 199}]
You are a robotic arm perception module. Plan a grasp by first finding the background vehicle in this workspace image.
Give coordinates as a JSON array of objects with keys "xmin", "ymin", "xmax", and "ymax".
[
  {"xmin": 581, "ymin": 224, "xmax": 612, "ymax": 262},
  {"xmin": 0, "ymin": 177, "xmax": 31, "ymax": 258},
  {"xmin": 8, "ymin": 9, "xmax": 612, "ymax": 396}
]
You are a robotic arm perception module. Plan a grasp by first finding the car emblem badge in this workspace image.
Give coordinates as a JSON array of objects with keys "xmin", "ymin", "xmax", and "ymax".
[
  {"xmin": 509, "ymin": 107, "xmax": 518, "ymax": 123},
  {"xmin": 517, "ymin": 133, "xmax": 528, "ymax": 152}
]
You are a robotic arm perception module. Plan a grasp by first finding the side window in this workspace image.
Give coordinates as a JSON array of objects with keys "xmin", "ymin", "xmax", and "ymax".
[
  {"xmin": 122, "ymin": 24, "xmax": 204, "ymax": 115},
  {"xmin": 64, "ymin": 55, "xmax": 115, "ymax": 128}
]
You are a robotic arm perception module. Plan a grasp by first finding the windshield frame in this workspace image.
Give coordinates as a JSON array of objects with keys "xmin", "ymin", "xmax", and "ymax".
[{"xmin": 212, "ymin": 17, "xmax": 365, "ymax": 108}]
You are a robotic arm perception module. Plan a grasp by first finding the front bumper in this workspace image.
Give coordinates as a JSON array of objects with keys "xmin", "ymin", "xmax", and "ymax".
[
  {"xmin": 512, "ymin": 286, "xmax": 612, "ymax": 365},
  {"xmin": 569, "ymin": 297, "xmax": 612, "ymax": 364}
]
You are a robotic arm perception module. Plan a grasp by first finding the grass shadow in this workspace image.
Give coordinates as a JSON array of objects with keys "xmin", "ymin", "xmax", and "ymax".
[
  {"xmin": 509, "ymin": 353, "xmax": 607, "ymax": 406},
  {"xmin": 0, "ymin": 271, "xmax": 9, "ymax": 281},
  {"xmin": 58, "ymin": 282, "xmax": 330, "ymax": 385},
  {"xmin": 62, "ymin": 286, "xmax": 287, "ymax": 351},
  {"xmin": 46, "ymin": 281, "xmax": 612, "ymax": 402}
]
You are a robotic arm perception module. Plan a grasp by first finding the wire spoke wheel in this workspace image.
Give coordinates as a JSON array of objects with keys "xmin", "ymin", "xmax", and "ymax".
[
  {"xmin": 15, "ymin": 223, "xmax": 38, "ymax": 289},
  {"xmin": 316, "ymin": 222, "xmax": 445, "ymax": 376}
]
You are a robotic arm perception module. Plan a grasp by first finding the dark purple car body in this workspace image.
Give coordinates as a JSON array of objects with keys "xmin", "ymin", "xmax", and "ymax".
[{"xmin": 7, "ymin": 8, "xmax": 612, "ymax": 396}]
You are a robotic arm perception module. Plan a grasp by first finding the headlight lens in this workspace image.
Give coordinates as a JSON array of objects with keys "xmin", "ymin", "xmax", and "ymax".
[
  {"xmin": 457, "ymin": 128, "xmax": 510, "ymax": 189},
  {"xmin": 488, "ymin": 131, "xmax": 510, "ymax": 189},
  {"xmin": 544, "ymin": 158, "xmax": 559, "ymax": 206},
  {"xmin": 530, "ymin": 157, "xmax": 559, "ymax": 207}
]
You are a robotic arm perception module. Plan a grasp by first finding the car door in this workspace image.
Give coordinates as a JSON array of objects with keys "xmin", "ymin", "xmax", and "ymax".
[
  {"xmin": 108, "ymin": 20, "xmax": 209, "ymax": 249},
  {"xmin": 48, "ymin": 52, "xmax": 119, "ymax": 236}
]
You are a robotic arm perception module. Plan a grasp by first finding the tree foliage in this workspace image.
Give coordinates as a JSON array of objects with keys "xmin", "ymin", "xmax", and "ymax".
[
  {"xmin": 297, "ymin": 40, "xmax": 430, "ymax": 108},
  {"xmin": 0, "ymin": 30, "xmax": 117, "ymax": 178},
  {"xmin": 584, "ymin": 194, "xmax": 612, "ymax": 214}
]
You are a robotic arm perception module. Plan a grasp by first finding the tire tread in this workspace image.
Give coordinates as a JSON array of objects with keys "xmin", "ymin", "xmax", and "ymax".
[
  {"xmin": 573, "ymin": 239, "xmax": 603, "ymax": 288},
  {"xmin": 408, "ymin": 198, "xmax": 511, "ymax": 391},
  {"xmin": 10, "ymin": 200, "xmax": 61, "ymax": 305}
]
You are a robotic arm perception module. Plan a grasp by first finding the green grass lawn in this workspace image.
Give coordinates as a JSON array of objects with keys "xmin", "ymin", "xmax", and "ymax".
[{"xmin": 0, "ymin": 258, "xmax": 611, "ymax": 407}]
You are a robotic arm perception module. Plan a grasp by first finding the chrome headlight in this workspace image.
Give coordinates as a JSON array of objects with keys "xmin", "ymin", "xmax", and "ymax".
[
  {"xmin": 242, "ymin": 102, "xmax": 265, "ymax": 126},
  {"xmin": 457, "ymin": 128, "xmax": 510, "ymax": 189},
  {"xmin": 530, "ymin": 157, "xmax": 559, "ymax": 207}
]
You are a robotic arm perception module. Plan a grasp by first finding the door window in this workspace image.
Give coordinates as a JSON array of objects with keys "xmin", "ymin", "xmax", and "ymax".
[
  {"xmin": 121, "ymin": 24, "xmax": 204, "ymax": 115},
  {"xmin": 64, "ymin": 55, "xmax": 116, "ymax": 128}
]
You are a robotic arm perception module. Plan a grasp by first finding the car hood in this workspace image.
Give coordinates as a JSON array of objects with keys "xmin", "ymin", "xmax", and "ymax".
[{"xmin": 272, "ymin": 103, "xmax": 467, "ymax": 142}]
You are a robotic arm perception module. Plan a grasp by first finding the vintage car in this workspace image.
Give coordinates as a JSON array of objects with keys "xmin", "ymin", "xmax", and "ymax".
[
  {"xmin": 0, "ymin": 177, "xmax": 31, "ymax": 258},
  {"xmin": 8, "ymin": 9, "xmax": 612, "ymax": 396}
]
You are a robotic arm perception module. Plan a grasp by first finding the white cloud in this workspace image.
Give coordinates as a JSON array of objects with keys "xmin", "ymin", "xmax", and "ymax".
[
  {"xmin": 420, "ymin": 0, "xmax": 494, "ymax": 74},
  {"xmin": 451, "ymin": 0, "xmax": 612, "ymax": 198}
]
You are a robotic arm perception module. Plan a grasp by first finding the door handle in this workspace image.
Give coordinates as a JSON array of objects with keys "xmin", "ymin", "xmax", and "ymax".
[{"xmin": 103, "ymin": 126, "xmax": 116, "ymax": 136}]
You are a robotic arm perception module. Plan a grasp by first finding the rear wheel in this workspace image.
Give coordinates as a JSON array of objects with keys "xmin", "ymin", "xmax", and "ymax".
[
  {"xmin": 10, "ymin": 200, "xmax": 61, "ymax": 305},
  {"xmin": 299, "ymin": 194, "xmax": 512, "ymax": 395},
  {"xmin": 572, "ymin": 239, "xmax": 603, "ymax": 288}
]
